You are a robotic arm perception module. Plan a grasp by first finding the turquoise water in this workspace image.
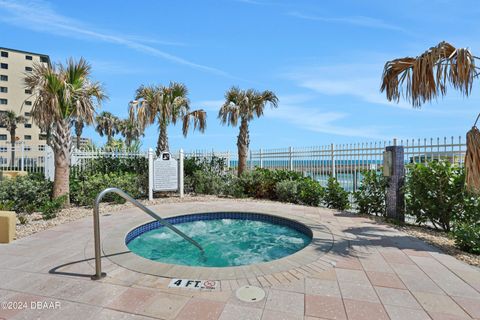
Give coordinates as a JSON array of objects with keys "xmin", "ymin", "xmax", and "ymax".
[{"xmin": 127, "ymin": 219, "xmax": 311, "ymax": 267}]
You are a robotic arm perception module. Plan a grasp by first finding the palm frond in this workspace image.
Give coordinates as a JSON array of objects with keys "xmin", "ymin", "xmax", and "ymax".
[{"xmin": 381, "ymin": 41, "xmax": 476, "ymax": 107}]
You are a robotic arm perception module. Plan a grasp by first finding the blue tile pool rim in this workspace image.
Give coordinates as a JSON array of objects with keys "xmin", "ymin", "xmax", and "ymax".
[{"xmin": 125, "ymin": 211, "xmax": 313, "ymax": 245}]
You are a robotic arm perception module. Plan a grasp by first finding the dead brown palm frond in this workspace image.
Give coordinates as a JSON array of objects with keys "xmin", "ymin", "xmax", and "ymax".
[
  {"xmin": 182, "ymin": 109, "xmax": 207, "ymax": 137},
  {"xmin": 381, "ymin": 41, "xmax": 477, "ymax": 107},
  {"xmin": 466, "ymin": 115, "xmax": 480, "ymax": 194}
]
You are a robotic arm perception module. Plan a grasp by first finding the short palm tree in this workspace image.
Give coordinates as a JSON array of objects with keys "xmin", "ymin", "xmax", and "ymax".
[
  {"xmin": 24, "ymin": 58, "xmax": 107, "ymax": 202},
  {"xmin": 218, "ymin": 87, "xmax": 278, "ymax": 176},
  {"xmin": 71, "ymin": 118, "xmax": 84, "ymax": 150},
  {"xmin": 95, "ymin": 111, "xmax": 119, "ymax": 144},
  {"xmin": 118, "ymin": 119, "xmax": 144, "ymax": 147},
  {"xmin": 0, "ymin": 110, "xmax": 26, "ymax": 166},
  {"xmin": 380, "ymin": 41, "xmax": 480, "ymax": 192},
  {"xmin": 129, "ymin": 82, "xmax": 206, "ymax": 155}
]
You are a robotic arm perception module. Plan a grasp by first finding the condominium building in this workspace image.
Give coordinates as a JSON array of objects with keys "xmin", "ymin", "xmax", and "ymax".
[{"xmin": 0, "ymin": 47, "xmax": 50, "ymax": 167}]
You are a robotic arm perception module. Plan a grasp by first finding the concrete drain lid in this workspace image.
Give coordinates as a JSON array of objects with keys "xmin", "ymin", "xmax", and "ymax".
[{"xmin": 235, "ymin": 285, "xmax": 265, "ymax": 302}]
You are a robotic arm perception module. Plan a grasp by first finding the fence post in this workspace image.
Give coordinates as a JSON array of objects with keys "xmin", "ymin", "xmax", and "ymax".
[
  {"xmin": 260, "ymin": 148, "xmax": 263, "ymax": 168},
  {"xmin": 148, "ymin": 148, "xmax": 154, "ymax": 201},
  {"xmin": 20, "ymin": 142, "xmax": 25, "ymax": 171},
  {"xmin": 179, "ymin": 149, "xmax": 184, "ymax": 198},
  {"xmin": 384, "ymin": 145, "xmax": 405, "ymax": 222},
  {"xmin": 330, "ymin": 143, "xmax": 336, "ymax": 178},
  {"xmin": 289, "ymin": 146, "xmax": 293, "ymax": 171},
  {"xmin": 249, "ymin": 150, "xmax": 253, "ymax": 170}
]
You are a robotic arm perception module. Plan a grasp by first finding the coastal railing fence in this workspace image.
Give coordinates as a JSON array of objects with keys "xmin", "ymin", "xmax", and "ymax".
[
  {"xmin": 243, "ymin": 136, "xmax": 466, "ymax": 192},
  {"xmin": 183, "ymin": 149, "xmax": 233, "ymax": 169}
]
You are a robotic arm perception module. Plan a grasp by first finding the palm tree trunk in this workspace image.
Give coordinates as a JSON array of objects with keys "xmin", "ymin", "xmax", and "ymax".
[
  {"xmin": 156, "ymin": 122, "xmax": 169, "ymax": 156},
  {"xmin": 76, "ymin": 131, "xmax": 81, "ymax": 150},
  {"xmin": 52, "ymin": 119, "xmax": 71, "ymax": 205},
  {"xmin": 237, "ymin": 118, "xmax": 250, "ymax": 176},
  {"xmin": 10, "ymin": 129, "xmax": 15, "ymax": 168}
]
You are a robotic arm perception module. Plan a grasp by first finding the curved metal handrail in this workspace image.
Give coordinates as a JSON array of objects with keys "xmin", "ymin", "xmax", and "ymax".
[{"xmin": 91, "ymin": 187, "xmax": 204, "ymax": 280}]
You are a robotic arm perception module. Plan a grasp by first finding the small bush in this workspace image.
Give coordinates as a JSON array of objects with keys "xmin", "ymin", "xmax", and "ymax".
[
  {"xmin": 297, "ymin": 178, "xmax": 324, "ymax": 206},
  {"xmin": 240, "ymin": 168, "xmax": 303, "ymax": 199},
  {"xmin": 404, "ymin": 161, "xmax": 464, "ymax": 231},
  {"xmin": 354, "ymin": 170, "xmax": 387, "ymax": 216},
  {"xmin": 41, "ymin": 195, "xmax": 67, "ymax": 220},
  {"xmin": 192, "ymin": 170, "xmax": 225, "ymax": 195},
  {"xmin": 17, "ymin": 215, "xmax": 28, "ymax": 225},
  {"xmin": 0, "ymin": 174, "xmax": 52, "ymax": 213},
  {"xmin": 275, "ymin": 180, "xmax": 299, "ymax": 203},
  {"xmin": 324, "ymin": 176, "xmax": 349, "ymax": 210},
  {"xmin": 70, "ymin": 172, "xmax": 143, "ymax": 206},
  {"xmin": 453, "ymin": 195, "xmax": 480, "ymax": 254},
  {"xmin": 222, "ymin": 175, "xmax": 246, "ymax": 198}
]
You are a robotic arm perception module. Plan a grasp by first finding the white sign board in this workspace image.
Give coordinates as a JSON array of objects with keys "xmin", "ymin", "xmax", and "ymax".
[
  {"xmin": 153, "ymin": 152, "xmax": 179, "ymax": 191},
  {"xmin": 168, "ymin": 279, "xmax": 218, "ymax": 290}
]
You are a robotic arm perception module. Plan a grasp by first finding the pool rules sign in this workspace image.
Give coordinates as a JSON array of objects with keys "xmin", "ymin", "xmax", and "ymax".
[
  {"xmin": 148, "ymin": 149, "xmax": 184, "ymax": 200},
  {"xmin": 154, "ymin": 152, "xmax": 178, "ymax": 191}
]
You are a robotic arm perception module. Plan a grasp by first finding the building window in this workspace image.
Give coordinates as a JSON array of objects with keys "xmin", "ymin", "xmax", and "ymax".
[
  {"xmin": 24, "ymin": 146, "xmax": 32, "ymax": 151},
  {"xmin": 25, "ymin": 101, "xmax": 32, "ymax": 106},
  {"xmin": 24, "ymin": 112, "xmax": 31, "ymax": 117},
  {"xmin": 0, "ymin": 75, "xmax": 7, "ymax": 81},
  {"xmin": 0, "ymin": 87, "xmax": 6, "ymax": 93},
  {"xmin": 0, "ymin": 134, "xmax": 6, "ymax": 141},
  {"xmin": 39, "ymin": 134, "xmax": 47, "ymax": 140},
  {"xmin": 40, "ymin": 56, "xmax": 48, "ymax": 63},
  {"xmin": 24, "ymin": 123, "xmax": 32, "ymax": 128},
  {"xmin": 0, "ymin": 63, "xmax": 7, "ymax": 69},
  {"xmin": 25, "ymin": 55, "xmax": 32, "ymax": 60},
  {"xmin": 0, "ymin": 51, "xmax": 7, "ymax": 58},
  {"xmin": 38, "ymin": 145, "xmax": 45, "ymax": 151},
  {"xmin": 25, "ymin": 89, "xmax": 32, "ymax": 94},
  {"xmin": 0, "ymin": 147, "xmax": 7, "ymax": 152},
  {"xmin": 0, "ymin": 99, "xmax": 7, "ymax": 105},
  {"xmin": 25, "ymin": 66, "xmax": 32, "ymax": 72},
  {"xmin": 24, "ymin": 135, "xmax": 32, "ymax": 140}
]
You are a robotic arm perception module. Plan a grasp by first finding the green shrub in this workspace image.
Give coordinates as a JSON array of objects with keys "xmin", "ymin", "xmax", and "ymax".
[
  {"xmin": 0, "ymin": 174, "xmax": 52, "ymax": 213},
  {"xmin": 353, "ymin": 170, "xmax": 387, "ymax": 216},
  {"xmin": 452, "ymin": 195, "xmax": 480, "ymax": 254},
  {"xmin": 405, "ymin": 161, "xmax": 464, "ymax": 231},
  {"xmin": 297, "ymin": 178, "xmax": 324, "ymax": 206},
  {"xmin": 275, "ymin": 180, "xmax": 299, "ymax": 203},
  {"xmin": 192, "ymin": 170, "xmax": 225, "ymax": 195},
  {"xmin": 41, "ymin": 195, "xmax": 67, "ymax": 220},
  {"xmin": 71, "ymin": 157, "xmax": 148, "ymax": 194},
  {"xmin": 240, "ymin": 168, "xmax": 303, "ymax": 199},
  {"xmin": 324, "ymin": 176, "xmax": 349, "ymax": 210},
  {"xmin": 70, "ymin": 172, "xmax": 143, "ymax": 206},
  {"xmin": 222, "ymin": 175, "xmax": 246, "ymax": 198},
  {"xmin": 17, "ymin": 214, "xmax": 28, "ymax": 225}
]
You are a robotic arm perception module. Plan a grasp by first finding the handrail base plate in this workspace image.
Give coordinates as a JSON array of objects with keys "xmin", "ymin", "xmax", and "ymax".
[{"xmin": 91, "ymin": 272, "xmax": 106, "ymax": 280}]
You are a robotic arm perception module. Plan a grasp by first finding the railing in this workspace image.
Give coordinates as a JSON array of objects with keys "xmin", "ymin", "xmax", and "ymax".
[{"xmin": 91, "ymin": 187, "xmax": 204, "ymax": 280}]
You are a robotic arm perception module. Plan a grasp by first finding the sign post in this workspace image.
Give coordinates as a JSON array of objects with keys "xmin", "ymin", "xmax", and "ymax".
[{"xmin": 148, "ymin": 148, "xmax": 184, "ymax": 200}]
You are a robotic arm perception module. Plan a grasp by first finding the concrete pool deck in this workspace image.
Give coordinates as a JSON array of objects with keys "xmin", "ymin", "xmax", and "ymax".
[{"xmin": 0, "ymin": 200, "xmax": 479, "ymax": 319}]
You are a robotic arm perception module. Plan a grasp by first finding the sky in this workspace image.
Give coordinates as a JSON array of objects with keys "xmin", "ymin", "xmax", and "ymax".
[{"xmin": 1, "ymin": 0, "xmax": 480, "ymax": 152}]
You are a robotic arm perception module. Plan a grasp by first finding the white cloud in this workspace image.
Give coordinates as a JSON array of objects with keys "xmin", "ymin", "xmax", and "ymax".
[
  {"xmin": 288, "ymin": 11, "xmax": 405, "ymax": 32},
  {"xmin": 285, "ymin": 64, "xmax": 412, "ymax": 109},
  {"xmin": 0, "ymin": 0, "xmax": 230, "ymax": 77},
  {"xmin": 266, "ymin": 94, "xmax": 387, "ymax": 139}
]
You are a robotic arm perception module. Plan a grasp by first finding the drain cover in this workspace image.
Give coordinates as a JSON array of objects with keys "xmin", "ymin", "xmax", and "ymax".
[{"xmin": 235, "ymin": 285, "xmax": 266, "ymax": 302}]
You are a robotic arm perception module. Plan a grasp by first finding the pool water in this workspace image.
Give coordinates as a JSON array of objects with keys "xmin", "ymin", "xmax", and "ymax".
[{"xmin": 127, "ymin": 218, "xmax": 312, "ymax": 267}]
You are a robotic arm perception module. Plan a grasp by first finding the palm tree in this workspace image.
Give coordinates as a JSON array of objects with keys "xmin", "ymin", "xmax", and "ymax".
[
  {"xmin": 218, "ymin": 87, "xmax": 278, "ymax": 176},
  {"xmin": 0, "ymin": 110, "xmax": 26, "ymax": 166},
  {"xmin": 380, "ymin": 41, "xmax": 480, "ymax": 192},
  {"xmin": 118, "ymin": 119, "xmax": 144, "ymax": 147},
  {"xmin": 24, "ymin": 58, "xmax": 107, "ymax": 203},
  {"xmin": 71, "ymin": 118, "xmax": 84, "ymax": 150},
  {"xmin": 95, "ymin": 111, "xmax": 119, "ymax": 144},
  {"xmin": 129, "ymin": 82, "xmax": 207, "ymax": 155}
]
